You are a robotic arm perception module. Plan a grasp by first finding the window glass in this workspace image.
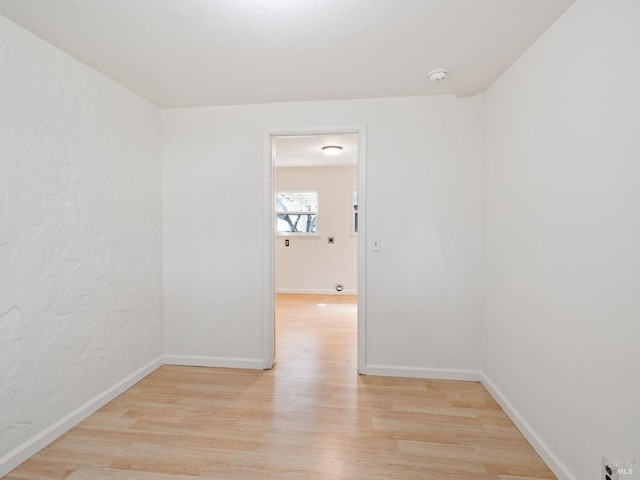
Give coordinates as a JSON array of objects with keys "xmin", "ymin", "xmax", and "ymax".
[{"xmin": 276, "ymin": 192, "xmax": 318, "ymax": 234}]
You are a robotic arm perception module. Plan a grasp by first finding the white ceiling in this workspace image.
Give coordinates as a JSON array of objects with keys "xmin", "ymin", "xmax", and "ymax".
[
  {"xmin": 275, "ymin": 134, "xmax": 357, "ymax": 168},
  {"xmin": 0, "ymin": 0, "xmax": 574, "ymax": 109}
]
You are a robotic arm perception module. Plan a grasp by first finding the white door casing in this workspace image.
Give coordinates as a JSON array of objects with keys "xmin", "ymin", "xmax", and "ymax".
[{"xmin": 262, "ymin": 124, "xmax": 367, "ymax": 373}]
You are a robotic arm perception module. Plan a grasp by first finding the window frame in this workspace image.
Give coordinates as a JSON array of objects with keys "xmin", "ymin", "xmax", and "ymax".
[
  {"xmin": 351, "ymin": 189, "xmax": 358, "ymax": 236},
  {"xmin": 275, "ymin": 191, "xmax": 319, "ymax": 237}
]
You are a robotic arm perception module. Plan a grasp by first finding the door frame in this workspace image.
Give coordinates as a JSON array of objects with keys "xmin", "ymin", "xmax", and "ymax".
[{"xmin": 262, "ymin": 124, "xmax": 367, "ymax": 373}]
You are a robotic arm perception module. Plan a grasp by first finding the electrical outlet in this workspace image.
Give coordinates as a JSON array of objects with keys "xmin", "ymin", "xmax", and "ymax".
[{"xmin": 603, "ymin": 455, "xmax": 620, "ymax": 480}]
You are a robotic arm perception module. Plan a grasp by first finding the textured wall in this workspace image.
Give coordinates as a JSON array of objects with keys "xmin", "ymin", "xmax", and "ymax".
[{"xmin": 0, "ymin": 16, "xmax": 162, "ymax": 461}]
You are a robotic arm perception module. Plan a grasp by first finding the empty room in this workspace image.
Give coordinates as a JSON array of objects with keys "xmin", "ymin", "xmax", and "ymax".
[{"xmin": 1, "ymin": 1, "xmax": 638, "ymax": 480}]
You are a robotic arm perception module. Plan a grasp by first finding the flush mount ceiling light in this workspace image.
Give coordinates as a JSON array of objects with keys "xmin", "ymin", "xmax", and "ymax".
[
  {"xmin": 429, "ymin": 68, "xmax": 448, "ymax": 83},
  {"xmin": 322, "ymin": 145, "xmax": 343, "ymax": 157}
]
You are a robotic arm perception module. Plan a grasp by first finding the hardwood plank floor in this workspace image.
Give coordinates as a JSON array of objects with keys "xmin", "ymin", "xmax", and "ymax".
[{"xmin": 4, "ymin": 294, "xmax": 555, "ymax": 479}]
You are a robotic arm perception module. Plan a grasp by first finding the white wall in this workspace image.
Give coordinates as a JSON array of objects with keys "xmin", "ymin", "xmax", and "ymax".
[
  {"xmin": 0, "ymin": 16, "xmax": 162, "ymax": 474},
  {"xmin": 275, "ymin": 166, "xmax": 357, "ymax": 295},
  {"xmin": 483, "ymin": 1, "xmax": 640, "ymax": 479},
  {"xmin": 6, "ymin": 3, "xmax": 637, "ymax": 478},
  {"xmin": 162, "ymin": 95, "xmax": 484, "ymax": 374}
]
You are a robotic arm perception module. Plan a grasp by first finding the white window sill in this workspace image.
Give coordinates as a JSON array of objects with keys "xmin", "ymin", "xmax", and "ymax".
[{"xmin": 276, "ymin": 234, "xmax": 321, "ymax": 238}]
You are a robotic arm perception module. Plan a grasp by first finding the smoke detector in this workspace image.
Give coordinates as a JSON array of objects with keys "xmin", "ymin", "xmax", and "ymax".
[{"xmin": 429, "ymin": 69, "xmax": 448, "ymax": 83}]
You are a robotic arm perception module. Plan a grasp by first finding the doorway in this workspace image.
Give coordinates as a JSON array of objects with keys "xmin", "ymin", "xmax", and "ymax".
[{"xmin": 262, "ymin": 125, "xmax": 367, "ymax": 373}]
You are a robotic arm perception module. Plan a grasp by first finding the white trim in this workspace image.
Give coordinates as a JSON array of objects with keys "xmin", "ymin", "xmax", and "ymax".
[
  {"xmin": 262, "ymin": 131, "xmax": 276, "ymax": 370},
  {"xmin": 263, "ymin": 124, "xmax": 367, "ymax": 373},
  {"xmin": 365, "ymin": 365, "xmax": 481, "ymax": 381},
  {"xmin": 0, "ymin": 356, "xmax": 162, "ymax": 478},
  {"xmin": 0, "ymin": 354, "xmax": 576, "ymax": 480},
  {"xmin": 355, "ymin": 126, "xmax": 367, "ymax": 374},
  {"xmin": 480, "ymin": 373, "xmax": 577, "ymax": 480},
  {"xmin": 276, "ymin": 289, "xmax": 358, "ymax": 295},
  {"xmin": 163, "ymin": 355, "xmax": 266, "ymax": 370},
  {"xmin": 275, "ymin": 234, "xmax": 321, "ymax": 239}
]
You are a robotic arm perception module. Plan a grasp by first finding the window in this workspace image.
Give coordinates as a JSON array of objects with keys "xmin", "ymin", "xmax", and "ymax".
[
  {"xmin": 351, "ymin": 190, "xmax": 358, "ymax": 235},
  {"xmin": 276, "ymin": 191, "xmax": 318, "ymax": 235}
]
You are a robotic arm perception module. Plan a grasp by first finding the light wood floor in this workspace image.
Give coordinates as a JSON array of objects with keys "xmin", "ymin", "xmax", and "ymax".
[{"xmin": 5, "ymin": 294, "xmax": 555, "ymax": 480}]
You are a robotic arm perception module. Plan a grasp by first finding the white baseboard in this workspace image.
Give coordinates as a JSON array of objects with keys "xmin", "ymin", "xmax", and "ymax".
[
  {"xmin": 480, "ymin": 373, "xmax": 576, "ymax": 480},
  {"xmin": 0, "ymin": 356, "xmax": 163, "ymax": 478},
  {"xmin": 275, "ymin": 289, "xmax": 358, "ymax": 295},
  {"xmin": 163, "ymin": 355, "xmax": 267, "ymax": 370},
  {"xmin": 0, "ymin": 356, "xmax": 574, "ymax": 480},
  {"xmin": 364, "ymin": 364, "xmax": 482, "ymax": 381}
]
